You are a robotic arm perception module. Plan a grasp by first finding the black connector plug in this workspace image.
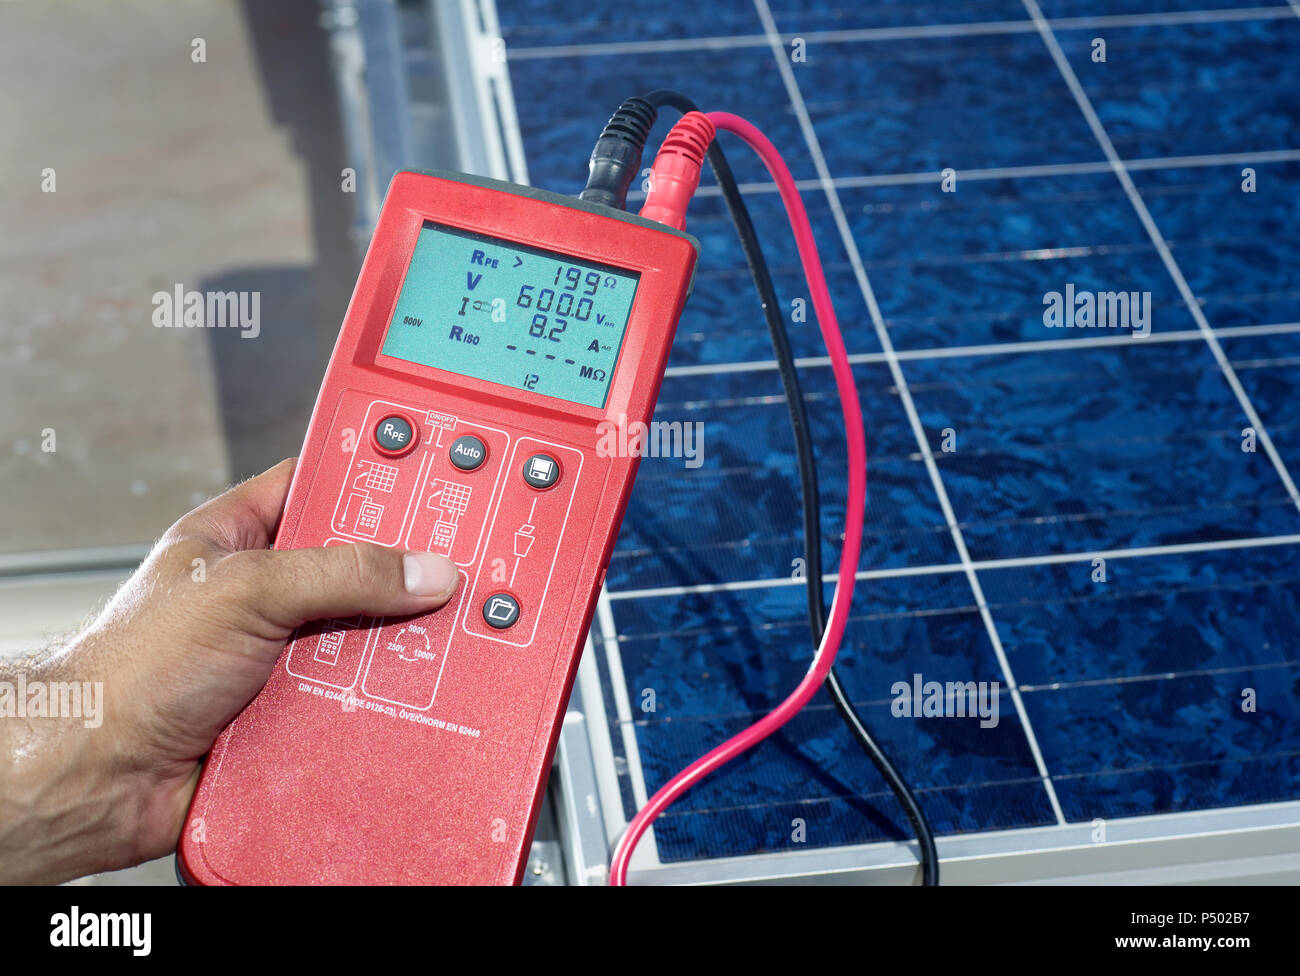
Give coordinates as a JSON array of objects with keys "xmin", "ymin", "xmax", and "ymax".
[{"xmin": 579, "ymin": 96, "xmax": 657, "ymax": 210}]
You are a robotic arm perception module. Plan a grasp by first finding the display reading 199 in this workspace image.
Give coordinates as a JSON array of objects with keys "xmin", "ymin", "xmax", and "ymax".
[{"xmin": 381, "ymin": 222, "xmax": 640, "ymax": 408}]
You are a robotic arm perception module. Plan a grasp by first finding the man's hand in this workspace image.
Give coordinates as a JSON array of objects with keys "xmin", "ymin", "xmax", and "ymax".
[{"xmin": 0, "ymin": 459, "xmax": 459, "ymax": 884}]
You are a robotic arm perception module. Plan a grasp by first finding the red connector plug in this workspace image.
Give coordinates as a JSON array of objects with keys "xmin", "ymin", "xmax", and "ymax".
[{"xmin": 638, "ymin": 111, "xmax": 715, "ymax": 230}]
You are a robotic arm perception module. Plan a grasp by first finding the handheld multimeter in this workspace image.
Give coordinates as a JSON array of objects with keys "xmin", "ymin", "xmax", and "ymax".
[{"xmin": 178, "ymin": 170, "xmax": 697, "ymax": 885}]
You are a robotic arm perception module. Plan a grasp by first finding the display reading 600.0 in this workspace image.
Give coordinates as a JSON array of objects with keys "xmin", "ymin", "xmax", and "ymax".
[{"xmin": 380, "ymin": 222, "xmax": 640, "ymax": 408}]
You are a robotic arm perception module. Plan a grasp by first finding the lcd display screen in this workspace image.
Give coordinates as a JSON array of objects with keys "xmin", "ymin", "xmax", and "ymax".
[{"xmin": 381, "ymin": 222, "xmax": 640, "ymax": 408}]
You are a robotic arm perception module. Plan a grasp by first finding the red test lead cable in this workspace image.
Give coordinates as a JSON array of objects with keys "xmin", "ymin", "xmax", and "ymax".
[
  {"xmin": 638, "ymin": 111, "xmax": 715, "ymax": 230},
  {"xmin": 613, "ymin": 112, "xmax": 868, "ymax": 885}
]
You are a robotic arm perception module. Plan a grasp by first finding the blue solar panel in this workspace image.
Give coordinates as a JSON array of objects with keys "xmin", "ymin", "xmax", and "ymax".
[{"xmin": 495, "ymin": 0, "xmax": 1300, "ymax": 865}]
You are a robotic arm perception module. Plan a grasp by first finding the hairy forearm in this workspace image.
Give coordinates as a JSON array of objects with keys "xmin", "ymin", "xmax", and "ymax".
[
  {"xmin": 0, "ymin": 460, "xmax": 456, "ymax": 884},
  {"xmin": 0, "ymin": 640, "xmax": 163, "ymax": 884}
]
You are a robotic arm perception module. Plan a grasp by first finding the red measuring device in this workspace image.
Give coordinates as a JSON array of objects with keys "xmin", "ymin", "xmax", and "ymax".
[{"xmin": 178, "ymin": 170, "xmax": 697, "ymax": 884}]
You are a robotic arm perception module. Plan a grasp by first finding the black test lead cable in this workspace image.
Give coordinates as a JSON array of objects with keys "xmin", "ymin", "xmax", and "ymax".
[
  {"xmin": 583, "ymin": 90, "xmax": 939, "ymax": 885},
  {"xmin": 643, "ymin": 90, "xmax": 940, "ymax": 886}
]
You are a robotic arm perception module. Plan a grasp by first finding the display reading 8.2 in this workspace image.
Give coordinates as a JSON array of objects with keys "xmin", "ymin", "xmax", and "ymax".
[{"xmin": 381, "ymin": 222, "xmax": 640, "ymax": 408}]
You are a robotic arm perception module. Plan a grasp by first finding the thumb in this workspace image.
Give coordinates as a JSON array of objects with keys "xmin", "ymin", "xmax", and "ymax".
[{"xmin": 227, "ymin": 543, "xmax": 461, "ymax": 631}]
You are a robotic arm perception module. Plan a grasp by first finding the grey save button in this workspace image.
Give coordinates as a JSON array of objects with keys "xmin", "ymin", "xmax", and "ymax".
[{"xmin": 522, "ymin": 452, "xmax": 559, "ymax": 489}]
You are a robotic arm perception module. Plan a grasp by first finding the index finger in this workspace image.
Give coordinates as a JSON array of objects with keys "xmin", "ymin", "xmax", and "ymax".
[{"xmin": 175, "ymin": 458, "xmax": 299, "ymax": 554}]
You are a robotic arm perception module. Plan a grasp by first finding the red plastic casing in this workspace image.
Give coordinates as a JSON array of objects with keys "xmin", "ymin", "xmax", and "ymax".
[{"xmin": 178, "ymin": 170, "xmax": 697, "ymax": 885}]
